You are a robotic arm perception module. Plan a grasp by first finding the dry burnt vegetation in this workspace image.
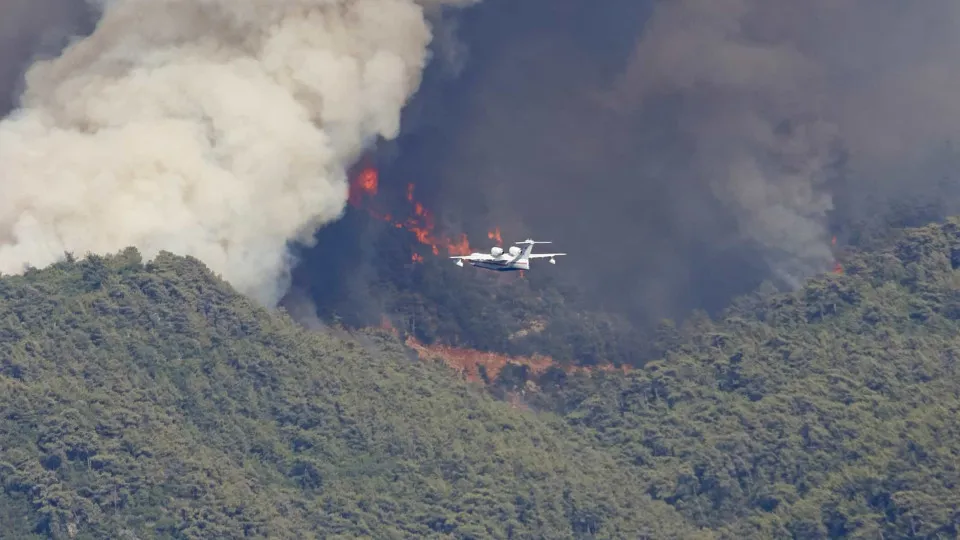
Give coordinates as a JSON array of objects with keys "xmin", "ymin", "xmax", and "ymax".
[
  {"xmin": 305, "ymin": 221, "xmax": 656, "ymax": 371},
  {"xmin": 3, "ymin": 217, "xmax": 960, "ymax": 538}
]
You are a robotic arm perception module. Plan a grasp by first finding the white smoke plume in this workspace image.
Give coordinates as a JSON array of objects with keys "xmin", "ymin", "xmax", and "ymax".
[{"xmin": 0, "ymin": 0, "xmax": 477, "ymax": 305}]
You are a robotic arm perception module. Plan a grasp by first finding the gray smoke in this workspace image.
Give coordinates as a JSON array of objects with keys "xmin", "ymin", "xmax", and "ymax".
[
  {"xmin": 391, "ymin": 0, "xmax": 960, "ymax": 322},
  {"xmin": 0, "ymin": 0, "xmax": 477, "ymax": 305},
  {"xmin": 0, "ymin": 0, "xmax": 95, "ymax": 115},
  {"xmin": 608, "ymin": 0, "xmax": 960, "ymax": 284}
]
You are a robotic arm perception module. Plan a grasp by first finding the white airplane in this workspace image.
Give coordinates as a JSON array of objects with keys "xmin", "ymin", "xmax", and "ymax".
[{"xmin": 450, "ymin": 239, "xmax": 566, "ymax": 272}]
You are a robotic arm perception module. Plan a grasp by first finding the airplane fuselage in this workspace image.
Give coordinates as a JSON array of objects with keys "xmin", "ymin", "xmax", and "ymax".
[
  {"xmin": 468, "ymin": 257, "xmax": 530, "ymax": 271},
  {"xmin": 451, "ymin": 239, "xmax": 564, "ymax": 272}
]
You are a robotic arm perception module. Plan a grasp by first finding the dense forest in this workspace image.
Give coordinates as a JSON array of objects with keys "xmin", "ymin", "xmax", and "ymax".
[
  {"xmin": 0, "ymin": 249, "xmax": 700, "ymax": 539},
  {"xmin": 509, "ymin": 218, "xmax": 960, "ymax": 538},
  {"xmin": 3, "ymin": 217, "xmax": 960, "ymax": 538}
]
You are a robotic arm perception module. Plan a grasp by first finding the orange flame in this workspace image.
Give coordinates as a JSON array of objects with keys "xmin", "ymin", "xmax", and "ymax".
[
  {"xmin": 380, "ymin": 315, "xmax": 398, "ymax": 335},
  {"xmin": 348, "ymin": 167, "xmax": 378, "ymax": 206},
  {"xmin": 349, "ymin": 163, "xmax": 501, "ymax": 261},
  {"xmin": 404, "ymin": 336, "xmax": 631, "ymax": 384},
  {"xmin": 830, "ymin": 236, "xmax": 844, "ymax": 274},
  {"xmin": 488, "ymin": 227, "xmax": 502, "ymax": 245}
]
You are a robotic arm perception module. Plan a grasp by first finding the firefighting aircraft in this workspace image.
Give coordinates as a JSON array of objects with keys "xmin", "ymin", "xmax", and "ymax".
[{"xmin": 450, "ymin": 239, "xmax": 566, "ymax": 272}]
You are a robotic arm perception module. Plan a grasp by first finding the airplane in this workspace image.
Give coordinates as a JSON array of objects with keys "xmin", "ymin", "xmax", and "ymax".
[{"xmin": 450, "ymin": 239, "xmax": 566, "ymax": 272}]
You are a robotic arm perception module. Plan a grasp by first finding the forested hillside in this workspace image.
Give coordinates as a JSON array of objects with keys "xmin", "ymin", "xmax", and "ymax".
[
  {"xmin": 6, "ymin": 218, "xmax": 960, "ymax": 539},
  {"xmin": 0, "ymin": 249, "xmax": 701, "ymax": 539},
  {"xmin": 511, "ymin": 218, "xmax": 960, "ymax": 538}
]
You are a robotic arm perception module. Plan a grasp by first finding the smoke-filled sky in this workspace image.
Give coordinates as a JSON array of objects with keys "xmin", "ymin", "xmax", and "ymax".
[
  {"xmin": 4, "ymin": 0, "xmax": 960, "ymax": 325},
  {"xmin": 0, "ymin": 0, "xmax": 477, "ymax": 306},
  {"xmin": 359, "ymin": 0, "xmax": 960, "ymax": 322},
  {"xmin": 0, "ymin": 0, "xmax": 94, "ymax": 114}
]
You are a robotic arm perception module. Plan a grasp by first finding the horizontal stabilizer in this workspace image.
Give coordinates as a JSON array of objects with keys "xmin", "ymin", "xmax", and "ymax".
[{"xmin": 515, "ymin": 239, "xmax": 552, "ymax": 245}]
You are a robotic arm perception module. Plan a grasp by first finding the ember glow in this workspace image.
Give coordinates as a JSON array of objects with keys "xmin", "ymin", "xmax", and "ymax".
[
  {"xmin": 349, "ymin": 164, "xmax": 500, "ymax": 262},
  {"xmin": 831, "ymin": 236, "xmax": 844, "ymax": 275},
  {"xmin": 348, "ymin": 167, "xmax": 378, "ymax": 206},
  {"xmin": 405, "ymin": 336, "xmax": 632, "ymax": 385}
]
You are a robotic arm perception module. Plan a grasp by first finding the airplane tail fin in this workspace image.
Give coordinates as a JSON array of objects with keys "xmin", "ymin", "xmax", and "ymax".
[{"xmin": 514, "ymin": 239, "xmax": 550, "ymax": 259}]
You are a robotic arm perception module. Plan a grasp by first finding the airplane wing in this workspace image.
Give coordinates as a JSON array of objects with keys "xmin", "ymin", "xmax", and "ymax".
[
  {"xmin": 449, "ymin": 253, "xmax": 495, "ymax": 261},
  {"xmin": 525, "ymin": 253, "xmax": 566, "ymax": 259}
]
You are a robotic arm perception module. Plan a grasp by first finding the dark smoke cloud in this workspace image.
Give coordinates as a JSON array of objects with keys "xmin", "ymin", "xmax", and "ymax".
[
  {"xmin": 10, "ymin": 0, "xmax": 958, "ymax": 331},
  {"xmin": 331, "ymin": 0, "xmax": 960, "ymax": 326},
  {"xmin": 608, "ymin": 0, "xmax": 960, "ymax": 284},
  {"xmin": 0, "ymin": 0, "xmax": 96, "ymax": 115}
]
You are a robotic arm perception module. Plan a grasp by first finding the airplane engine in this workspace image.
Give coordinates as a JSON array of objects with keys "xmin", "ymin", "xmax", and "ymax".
[
  {"xmin": 508, "ymin": 246, "xmax": 521, "ymax": 257},
  {"xmin": 490, "ymin": 246, "xmax": 504, "ymax": 257}
]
